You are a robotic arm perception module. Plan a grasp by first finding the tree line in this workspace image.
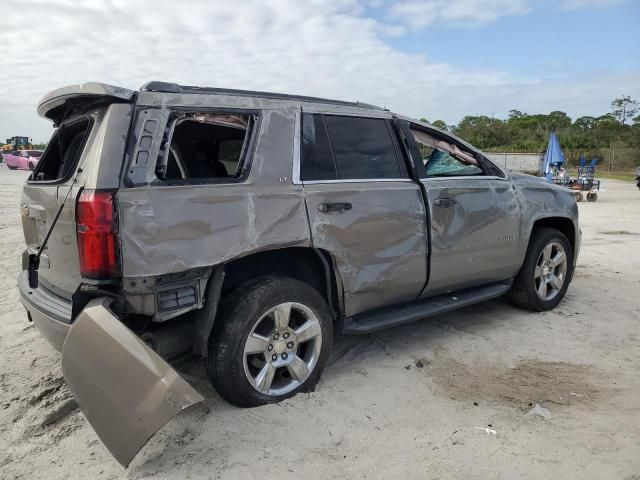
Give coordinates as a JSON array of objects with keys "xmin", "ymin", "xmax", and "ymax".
[{"xmin": 421, "ymin": 96, "xmax": 640, "ymax": 154}]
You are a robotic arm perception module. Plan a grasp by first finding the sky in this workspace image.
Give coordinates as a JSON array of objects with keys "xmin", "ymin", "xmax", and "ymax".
[{"xmin": 0, "ymin": 0, "xmax": 638, "ymax": 142}]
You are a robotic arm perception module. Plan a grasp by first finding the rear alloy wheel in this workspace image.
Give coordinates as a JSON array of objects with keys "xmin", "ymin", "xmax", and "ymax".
[
  {"xmin": 510, "ymin": 228, "xmax": 573, "ymax": 311},
  {"xmin": 207, "ymin": 276, "xmax": 332, "ymax": 407},
  {"xmin": 243, "ymin": 302, "xmax": 322, "ymax": 397}
]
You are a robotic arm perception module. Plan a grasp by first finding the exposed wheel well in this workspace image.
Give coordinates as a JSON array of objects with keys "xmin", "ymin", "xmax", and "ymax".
[
  {"xmin": 532, "ymin": 217, "xmax": 575, "ymax": 253},
  {"xmin": 220, "ymin": 247, "xmax": 342, "ymax": 318}
]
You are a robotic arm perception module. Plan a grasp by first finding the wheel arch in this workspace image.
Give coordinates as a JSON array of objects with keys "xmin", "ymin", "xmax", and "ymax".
[
  {"xmin": 221, "ymin": 246, "xmax": 342, "ymax": 316},
  {"xmin": 531, "ymin": 217, "xmax": 576, "ymax": 254},
  {"xmin": 194, "ymin": 246, "xmax": 343, "ymax": 358}
]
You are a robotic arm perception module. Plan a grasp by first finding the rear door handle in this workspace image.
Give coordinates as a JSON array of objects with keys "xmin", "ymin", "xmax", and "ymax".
[
  {"xmin": 318, "ymin": 202, "xmax": 352, "ymax": 214},
  {"xmin": 434, "ymin": 198, "xmax": 457, "ymax": 207}
]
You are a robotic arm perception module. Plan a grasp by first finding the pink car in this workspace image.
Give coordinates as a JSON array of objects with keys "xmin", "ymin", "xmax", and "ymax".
[{"xmin": 3, "ymin": 150, "xmax": 43, "ymax": 170}]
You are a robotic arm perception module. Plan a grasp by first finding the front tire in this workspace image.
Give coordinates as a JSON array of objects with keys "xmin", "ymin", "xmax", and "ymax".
[
  {"xmin": 510, "ymin": 228, "xmax": 573, "ymax": 312},
  {"xmin": 207, "ymin": 276, "xmax": 333, "ymax": 407}
]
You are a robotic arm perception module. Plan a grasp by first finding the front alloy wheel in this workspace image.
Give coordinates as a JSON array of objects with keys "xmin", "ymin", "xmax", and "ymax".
[
  {"xmin": 533, "ymin": 242, "xmax": 568, "ymax": 302},
  {"xmin": 510, "ymin": 227, "xmax": 574, "ymax": 311}
]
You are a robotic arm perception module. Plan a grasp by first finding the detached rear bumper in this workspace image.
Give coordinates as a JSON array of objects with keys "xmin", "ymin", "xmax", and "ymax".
[{"xmin": 18, "ymin": 271, "xmax": 205, "ymax": 467}]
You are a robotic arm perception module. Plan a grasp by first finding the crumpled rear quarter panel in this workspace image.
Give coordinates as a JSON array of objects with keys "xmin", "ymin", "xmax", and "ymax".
[{"xmin": 117, "ymin": 109, "xmax": 311, "ymax": 277}]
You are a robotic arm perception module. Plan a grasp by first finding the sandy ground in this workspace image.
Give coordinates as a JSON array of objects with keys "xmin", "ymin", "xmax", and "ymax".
[{"xmin": 0, "ymin": 165, "xmax": 639, "ymax": 480}]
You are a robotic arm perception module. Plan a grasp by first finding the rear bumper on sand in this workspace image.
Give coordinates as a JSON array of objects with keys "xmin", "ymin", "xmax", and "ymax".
[{"xmin": 18, "ymin": 271, "xmax": 205, "ymax": 467}]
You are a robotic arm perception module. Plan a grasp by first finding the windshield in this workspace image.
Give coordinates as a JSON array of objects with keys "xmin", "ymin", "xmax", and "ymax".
[{"xmin": 26, "ymin": 150, "xmax": 43, "ymax": 157}]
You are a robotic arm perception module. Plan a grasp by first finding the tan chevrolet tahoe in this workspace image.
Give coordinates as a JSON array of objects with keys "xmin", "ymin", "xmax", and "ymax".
[{"xmin": 19, "ymin": 82, "xmax": 580, "ymax": 466}]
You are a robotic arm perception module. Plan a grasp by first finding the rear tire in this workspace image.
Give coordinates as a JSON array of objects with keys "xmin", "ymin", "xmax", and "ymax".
[
  {"xmin": 510, "ymin": 228, "xmax": 573, "ymax": 312},
  {"xmin": 7, "ymin": 165, "xmax": 17, "ymax": 170},
  {"xmin": 207, "ymin": 276, "xmax": 333, "ymax": 407},
  {"xmin": 586, "ymin": 192, "xmax": 597, "ymax": 202}
]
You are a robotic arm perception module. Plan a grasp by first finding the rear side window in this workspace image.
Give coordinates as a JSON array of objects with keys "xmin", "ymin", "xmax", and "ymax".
[
  {"xmin": 301, "ymin": 114, "xmax": 405, "ymax": 181},
  {"xmin": 301, "ymin": 113, "xmax": 337, "ymax": 181},
  {"xmin": 157, "ymin": 112, "xmax": 254, "ymax": 182},
  {"xmin": 324, "ymin": 116, "xmax": 403, "ymax": 180},
  {"xmin": 31, "ymin": 118, "xmax": 91, "ymax": 182}
]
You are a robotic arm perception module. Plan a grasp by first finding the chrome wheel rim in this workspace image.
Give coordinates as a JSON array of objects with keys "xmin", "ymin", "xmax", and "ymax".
[
  {"xmin": 243, "ymin": 302, "xmax": 322, "ymax": 396},
  {"xmin": 534, "ymin": 242, "xmax": 568, "ymax": 301}
]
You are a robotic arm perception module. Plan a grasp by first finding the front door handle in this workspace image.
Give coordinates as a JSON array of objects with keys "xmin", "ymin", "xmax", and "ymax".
[
  {"xmin": 434, "ymin": 198, "xmax": 457, "ymax": 207},
  {"xmin": 318, "ymin": 202, "xmax": 352, "ymax": 214}
]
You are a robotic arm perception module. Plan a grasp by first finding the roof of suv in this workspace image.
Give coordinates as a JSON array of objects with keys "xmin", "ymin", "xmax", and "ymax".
[
  {"xmin": 140, "ymin": 81, "xmax": 386, "ymax": 111},
  {"xmin": 38, "ymin": 81, "xmax": 387, "ymax": 123}
]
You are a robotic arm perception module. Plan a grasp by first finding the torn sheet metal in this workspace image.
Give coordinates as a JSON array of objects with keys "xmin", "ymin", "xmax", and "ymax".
[{"xmin": 61, "ymin": 298, "xmax": 204, "ymax": 467}]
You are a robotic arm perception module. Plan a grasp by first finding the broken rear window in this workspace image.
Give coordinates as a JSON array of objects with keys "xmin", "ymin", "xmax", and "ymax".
[
  {"xmin": 156, "ymin": 112, "xmax": 254, "ymax": 182},
  {"xmin": 30, "ymin": 117, "xmax": 92, "ymax": 182}
]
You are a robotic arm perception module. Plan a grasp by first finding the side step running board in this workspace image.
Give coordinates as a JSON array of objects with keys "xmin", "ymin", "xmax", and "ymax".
[{"xmin": 342, "ymin": 281, "xmax": 512, "ymax": 334}]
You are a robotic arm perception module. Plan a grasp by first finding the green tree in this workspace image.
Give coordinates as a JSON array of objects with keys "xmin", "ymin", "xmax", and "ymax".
[
  {"xmin": 430, "ymin": 120, "xmax": 448, "ymax": 131},
  {"xmin": 573, "ymin": 116, "xmax": 595, "ymax": 130},
  {"xmin": 610, "ymin": 96, "xmax": 638, "ymax": 125}
]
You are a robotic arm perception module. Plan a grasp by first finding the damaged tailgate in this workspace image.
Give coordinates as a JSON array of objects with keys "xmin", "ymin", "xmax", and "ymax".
[{"xmin": 61, "ymin": 298, "xmax": 204, "ymax": 466}]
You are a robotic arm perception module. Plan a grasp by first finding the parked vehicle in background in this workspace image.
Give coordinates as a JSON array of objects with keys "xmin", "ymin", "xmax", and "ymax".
[
  {"xmin": 1, "ymin": 135, "xmax": 32, "ymax": 152},
  {"xmin": 18, "ymin": 82, "xmax": 581, "ymax": 467},
  {"xmin": 4, "ymin": 150, "xmax": 43, "ymax": 170},
  {"xmin": 635, "ymin": 166, "xmax": 640, "ymax": 190}
]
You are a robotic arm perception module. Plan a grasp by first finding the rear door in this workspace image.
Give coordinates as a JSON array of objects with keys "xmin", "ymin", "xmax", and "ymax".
[
  {"xmin": 403, "ymin": 122, "xmax": 521, "ymax": 296},
  {"xmin": 301, "ymin": 112, "xmax": 427, "ymax": 317}
]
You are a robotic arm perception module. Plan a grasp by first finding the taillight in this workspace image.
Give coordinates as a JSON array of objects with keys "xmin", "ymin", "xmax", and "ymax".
[{"xmin": 76, "ymin": 190, "xmax": 119, "ymax": 278}]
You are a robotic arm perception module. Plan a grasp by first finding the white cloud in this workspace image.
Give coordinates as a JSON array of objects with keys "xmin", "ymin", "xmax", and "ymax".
[
  {"xmin": 557, "ymin": 0, "xmax": 627, "ymax": 9},
  {"xmin": 0, "ymin": 0, "xmax": 636, "ymax": 142},
  {"xmin": 389, "ymin": 0, "xmax": 531, "ymax": 29}
]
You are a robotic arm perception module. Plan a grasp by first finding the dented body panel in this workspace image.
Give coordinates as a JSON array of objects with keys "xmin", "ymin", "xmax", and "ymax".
[
  {"xmin": 118, "ymin": 111, "xmax": 310, "ymax": 279},
  {"xmin": 304, "ymin": 181, "xmax": 427, "ymax": 316},
  {"xmin": 420, "ymin": 176, "xmax": 522, "ymax": 296},
  {"xmin": 61, "ymin": 298, "xmax": 204, "ymax": 466},
  {"xmin": 510, "ymin": 171, "xmax": 581, "ymax": 266}
]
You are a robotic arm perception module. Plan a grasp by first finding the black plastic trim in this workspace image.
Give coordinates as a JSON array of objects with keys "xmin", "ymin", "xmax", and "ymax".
[{"xmin": 342, "ymin": 281, "xmax": 513, "ymax": 334}]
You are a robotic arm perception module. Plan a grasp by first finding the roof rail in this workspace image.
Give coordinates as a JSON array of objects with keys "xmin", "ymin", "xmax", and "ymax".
[{"xmin": 140, "ymin": 81, "xmax": 385, "ymax": 110}]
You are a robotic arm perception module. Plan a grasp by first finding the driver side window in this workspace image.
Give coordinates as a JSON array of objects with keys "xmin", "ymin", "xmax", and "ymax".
[{"xmin": 410, "ymin": 126, "xmax": 484, "ymax": 177}]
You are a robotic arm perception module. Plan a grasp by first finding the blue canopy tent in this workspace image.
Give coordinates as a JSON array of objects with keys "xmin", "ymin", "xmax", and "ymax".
[{"xmin": 542, "ymin": 133, "xmax": 565, "ymax": 182}]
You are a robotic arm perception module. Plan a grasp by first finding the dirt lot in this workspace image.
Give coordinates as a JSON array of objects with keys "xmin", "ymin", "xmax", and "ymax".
[{"xmin": 1, "ymin": 165, "xmax": 639, "ymax": 480}]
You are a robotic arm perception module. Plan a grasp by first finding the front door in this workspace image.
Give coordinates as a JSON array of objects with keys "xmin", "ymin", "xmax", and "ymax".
[
  {"xmin": 404, "ymin": 122, "xmax": 521, "ymax": 296},
  {"xmin": 300, "ymin": 112, "xmax": 428, "ymax": 316}
]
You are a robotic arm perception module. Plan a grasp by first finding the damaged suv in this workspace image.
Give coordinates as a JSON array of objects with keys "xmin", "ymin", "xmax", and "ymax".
[{"xmin": 19, "ymin": 82, "xmax": 580, "ymax": 466}]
